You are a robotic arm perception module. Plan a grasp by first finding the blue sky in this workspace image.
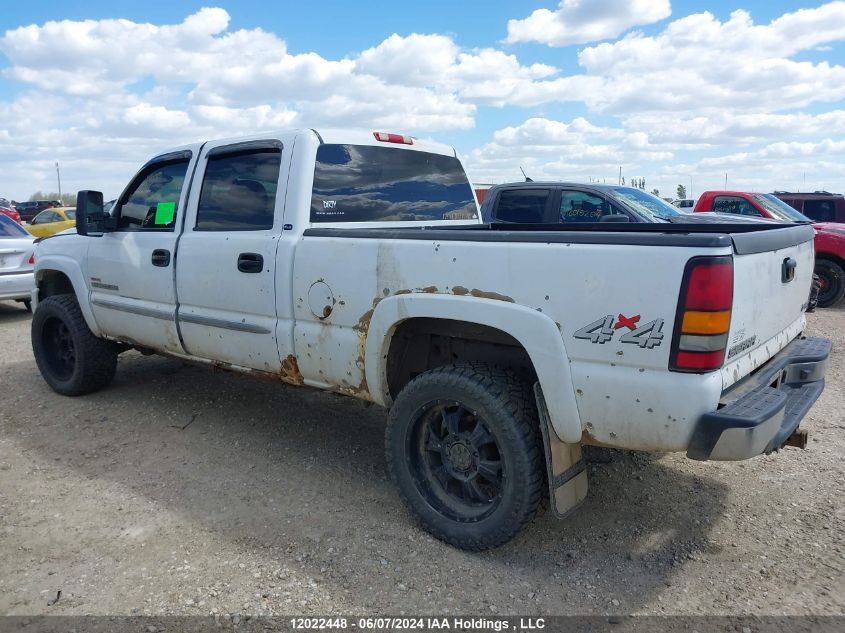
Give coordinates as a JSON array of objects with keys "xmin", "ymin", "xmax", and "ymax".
[{"xmin": 1, "ymin": 0, "xmax": 844, "ymax": 200}]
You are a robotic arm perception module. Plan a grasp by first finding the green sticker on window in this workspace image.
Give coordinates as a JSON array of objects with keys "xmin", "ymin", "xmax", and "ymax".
[{"xmin": 154, "ymin": 201, "xmax": 176, "ymax": 225}]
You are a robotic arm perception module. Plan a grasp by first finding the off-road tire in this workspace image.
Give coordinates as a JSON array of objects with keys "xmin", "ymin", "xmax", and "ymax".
[
  {"xmin": 386, "ymin": 363, "xmax": 544, "ymax": 550},
  {"xmin": 31, "ymin": 294, "xmax": 118, "ymax": 396},
  {"xmin": 815, "ymin": 259, "xmax": 845, "ymax": 308}
]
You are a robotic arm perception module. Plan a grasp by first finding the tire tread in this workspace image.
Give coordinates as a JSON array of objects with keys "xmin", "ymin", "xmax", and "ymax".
[
  {"xmin": 32, "ymin": 294, "xmax": 118, "ymax": 396},
  {"xmin": 386, "ymin": 362, "xmax": 544, "ymax": 550}
]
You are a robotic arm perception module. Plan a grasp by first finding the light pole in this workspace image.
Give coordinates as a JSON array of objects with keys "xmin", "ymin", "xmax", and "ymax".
[{"xmin": 56, "ymin": 162, "xmax": 62, "ymax": 199}]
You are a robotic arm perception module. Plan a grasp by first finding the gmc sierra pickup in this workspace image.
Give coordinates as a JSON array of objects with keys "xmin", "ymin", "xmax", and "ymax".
[{"xmin": 30, "ymin": 128, "xmax": 830, "ymax": 549}]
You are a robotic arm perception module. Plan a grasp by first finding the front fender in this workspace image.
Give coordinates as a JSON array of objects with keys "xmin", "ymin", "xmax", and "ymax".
[
  {"xmin": 33, "ymin": 255, "xmax": 100, "ymax": 335},
  {"xmin": 365, "ymin": 294, "xmax": 582, "ymax": 443}
]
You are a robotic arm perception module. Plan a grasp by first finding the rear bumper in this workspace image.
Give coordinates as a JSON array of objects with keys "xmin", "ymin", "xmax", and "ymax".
[
  {"xmin": 0, "ymin": 270, "xmax": 35, "ymax": 301},
  {"xmin": 687, "ymin": 336, "xmax": 830, "ymax": 461}
]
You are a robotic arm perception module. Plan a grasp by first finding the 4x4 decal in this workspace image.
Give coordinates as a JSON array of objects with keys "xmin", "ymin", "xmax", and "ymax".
[{"xmin": 574, "ymin": 314, "xmax": 665, "ymax": 349}]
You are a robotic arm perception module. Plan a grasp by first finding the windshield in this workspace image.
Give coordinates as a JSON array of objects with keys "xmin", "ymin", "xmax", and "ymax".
[
  {"xmin": 753, "ymin": 194, "xmax": 812, "ymax": 223},
  {"xmin": 609, "ymin": 187, "xmax": 682, "ymax": 222},
  {"xmin": 0, "ymin": 214, "xmax": 29, "ymax": 237},
  {"xmin": 65, "ymin": 209, "xmax": 76, "ymax": 220}
]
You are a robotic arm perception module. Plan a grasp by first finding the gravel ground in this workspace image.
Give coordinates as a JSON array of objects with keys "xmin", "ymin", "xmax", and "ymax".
[{"xmin": 0, "ymin": 300, "xmax": 842, "ymax": 617}]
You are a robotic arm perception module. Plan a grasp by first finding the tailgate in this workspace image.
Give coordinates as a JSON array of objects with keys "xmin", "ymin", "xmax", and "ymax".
[{"xmin": 721, "ymin": 225, "xmax": 816, "ymax": 389}]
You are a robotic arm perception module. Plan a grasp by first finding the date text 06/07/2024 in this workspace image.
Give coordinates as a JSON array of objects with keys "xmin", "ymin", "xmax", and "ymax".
[{"xmin": 289, "ymin": 616, "xmax": 547, "ymax": 631}]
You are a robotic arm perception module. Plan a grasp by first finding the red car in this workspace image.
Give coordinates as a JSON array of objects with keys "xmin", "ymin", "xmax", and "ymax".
[
  {"xmin": 0, "ymin": 204, "xmax": 22, "ymax": 224},
  {"xmin": 694, "ymin": 191, "xmax": 845, "ymax": 307}
]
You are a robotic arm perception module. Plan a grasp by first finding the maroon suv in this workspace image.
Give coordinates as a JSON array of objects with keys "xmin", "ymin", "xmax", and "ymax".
[{"xmin": 773, "ymin": 191, "xmax": 845, "ymax": 224}]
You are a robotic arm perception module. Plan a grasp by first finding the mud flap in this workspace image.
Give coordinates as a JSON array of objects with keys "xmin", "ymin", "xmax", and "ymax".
[{"xmin": 534, "ymin": 383, "xmax": 588, "ymax": 519}]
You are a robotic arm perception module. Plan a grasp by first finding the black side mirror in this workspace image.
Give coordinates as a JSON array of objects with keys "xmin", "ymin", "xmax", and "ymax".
[
  {"xmin": 600, "ymin": 214, "xmax": 630, "ymax": 223},
  {"xmin": 76, "ymin": 190, "xmax": 105, "ymax": 236}
]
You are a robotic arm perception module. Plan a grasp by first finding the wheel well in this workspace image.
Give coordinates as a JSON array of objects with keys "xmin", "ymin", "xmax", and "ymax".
[
  {"xmin": 37, "ymin": 270, "xmax": 75, "ymax": 300},
  {"xmin": 816, "ymin": 254, "xmax": 845, "ymax": 269},
  {"xmin": 385, "ymin": 318, "xmax": 536, "ymax": 399}
]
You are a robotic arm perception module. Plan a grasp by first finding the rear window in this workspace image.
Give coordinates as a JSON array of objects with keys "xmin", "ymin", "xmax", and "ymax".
[
  {"xmin": 0, "ymin": 215, "xmax": 28, "ymax": 237},
  {"xmin": 310, "ymin": 144, "xmax": 477, "ymax": 223}
]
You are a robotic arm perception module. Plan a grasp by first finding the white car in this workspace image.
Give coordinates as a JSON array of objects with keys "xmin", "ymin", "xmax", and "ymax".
[{"xmin": 0, "ymin": 214, "xmax": 35, "ymax": 310}]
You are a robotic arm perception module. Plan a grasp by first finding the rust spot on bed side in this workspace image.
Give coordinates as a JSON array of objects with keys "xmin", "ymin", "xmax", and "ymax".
[
  {"xmin": 580, "ymin": 428, "xmax": 615, "ymax": 448},
  {"xmin": 469, "ymin": 288, "xmax": 514, "ymax": 302},
  {"xmin": 280, "ymin": 354, "xmax": 304, "ymax": 386}
]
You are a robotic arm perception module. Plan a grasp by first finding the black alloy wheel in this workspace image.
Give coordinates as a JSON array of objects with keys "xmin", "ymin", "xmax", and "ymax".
[{"xmin": 409, "ymin": 399, "xmax": 504, "ymax": 522}]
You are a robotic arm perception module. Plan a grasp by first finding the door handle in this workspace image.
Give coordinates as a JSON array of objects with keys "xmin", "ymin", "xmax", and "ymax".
[
  {"xmin": 237, "ymin": 252, "xmax": 264, "ymax": 273},
  {"xmin": 151, "ymin": 249, "xmax": 171, "ymax": 267},
  {"xmin": 782, "ymin": 257, "xmax": 797, "ymax": 283}
]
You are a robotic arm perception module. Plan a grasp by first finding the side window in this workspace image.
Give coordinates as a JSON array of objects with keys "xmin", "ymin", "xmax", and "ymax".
[
  {"xmin": 116, "ymin": 160, "xmax": 189, "ymax": 231},
  {"xmin": 494, "ymin": 190, "xmax": 549, "ymax": 223},
  {"xmin": 196, "ymin": 149, "xmax": 281, "ymax": 231},
  {"xmin": 560, "ymin": 191, "xmax": 611, "ymax": 222},
  {"xmin": 712, "ymin": 196, "xmax": 760, "ymax": 216},
  {"xmin": 803, "ymin": 200, "xmax": 834, "ymax": 222},
  {"xmin": 32, "ymin": 212, "xmax": 57, "ymax": 225}
]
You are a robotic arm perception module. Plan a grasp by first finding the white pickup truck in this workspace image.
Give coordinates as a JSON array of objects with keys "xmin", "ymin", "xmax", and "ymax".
[{"xmin": 30, "ymin": 128, "xmax": 830, "ymax": 550}]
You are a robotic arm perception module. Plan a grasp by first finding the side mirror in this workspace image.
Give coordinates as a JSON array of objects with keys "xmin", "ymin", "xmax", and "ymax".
[
  {"xmin": 600, "ymin": 214, "xmax": 630, "ymax": 223},
  {"xmin": 76, "ymin": 190, "xmax": 105, "ymax": 236}
]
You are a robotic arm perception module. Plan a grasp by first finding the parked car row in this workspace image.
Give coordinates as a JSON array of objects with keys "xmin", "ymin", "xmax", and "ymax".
[
  {"xmin": 479, "ymin": 181, "xmax": 843, "ymax": 308},
  {"xmin": 12, "ymin": 199, "xmax": 63, "ymax": 223},
  {"xmin": 0, "ymin": 197, "xmax": 78, "ymax": 239},
  {"xmin": 663, "ymin": 191, "xmax": 845, "ymax": 223}
]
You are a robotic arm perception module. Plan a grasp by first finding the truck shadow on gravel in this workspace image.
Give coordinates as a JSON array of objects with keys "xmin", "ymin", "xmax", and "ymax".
[
  {"xmin": 0, "ymin": 302, "xmax": 32, "ymax": 324},
  {"xmin": 7, "ymin": 352, "xmax": 729, "ymax": 614}
]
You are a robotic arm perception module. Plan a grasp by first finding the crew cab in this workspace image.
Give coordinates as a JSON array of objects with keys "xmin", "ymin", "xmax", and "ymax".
[
  {"xmin": 30, "ymin": 129, "xmax": 830, "ymax": 550},
  {"xmin": 694, "ymin": 190, "xmax": 845, "ymax": 307}
]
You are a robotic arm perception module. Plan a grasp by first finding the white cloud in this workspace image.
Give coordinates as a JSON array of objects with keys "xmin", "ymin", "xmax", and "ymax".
[
  {"xmin": 2, "ymin": 5, "xmax": 845, "ymax": 201},
  {"xmin": 658, "ymin": 139, "xmax": 845, "ymax": 196},
  {"xmin": 465, "ymin": 117, "xmax": 672, "ymax": 185},
  {"xmin": 624, "ymin": 111, "xmax": 845, "ymax": 146},
  {"xmin": 463, "ymin": 115, "xmax": 845, "ymax": 200},
  {"xmin": 506, "ymin": 0, "xmax": 671, "ymax": 47},
  {"xmin": 493, "ymin": 116, "xmax": 623, "ymax": 146},
  {"xmin": 574, "ymin": 4, "xmax": 845, "ymax": 114}
]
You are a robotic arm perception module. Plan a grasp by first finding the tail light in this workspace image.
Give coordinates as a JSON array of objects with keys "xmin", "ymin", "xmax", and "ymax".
[
  {"xmin": 28, "ymin": 254, "xmax": 36, "ymax": 265},
  {"xmin": 373, "ymin": 132, "xmax": 413, "ymax": 145},
  {"xmin": 670, "ymin": 256, "xmax": 733, "ymax": 372}
]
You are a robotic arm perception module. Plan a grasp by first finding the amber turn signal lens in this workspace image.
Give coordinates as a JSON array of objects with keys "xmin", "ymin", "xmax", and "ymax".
[{"xmin": 681, "ymin": 310, "xmax": 731, "ymax": 335}]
